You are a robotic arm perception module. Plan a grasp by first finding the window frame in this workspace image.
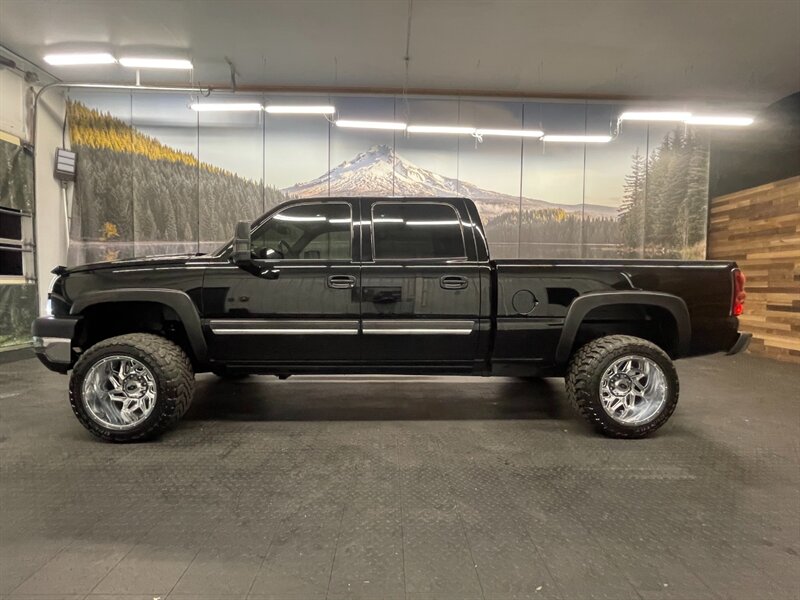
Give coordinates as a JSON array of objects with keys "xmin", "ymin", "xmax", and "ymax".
[
  {"xmin": 0, "ymin": 206, "xmax": 32, "ymax": 283},
  {"xmin": 250, "ymin": 200, "xmax": 355, "ymax": 263},
  {"xmin": 370, "ymin": 200, "xmax": 468, "ymax": 262}
]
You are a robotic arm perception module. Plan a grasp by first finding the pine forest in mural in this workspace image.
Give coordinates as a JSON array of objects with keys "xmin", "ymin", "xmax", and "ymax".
[
  {"xmin": 617, "ymin": 128, "xmax": 709, "ymax": 259},
  {"xmin": 65, "ymin": 98, "xmax": 709, "ymax": 264},
  {"xmin": 0, "ymin": 137, "xmax": 36, "ymax": 347}
]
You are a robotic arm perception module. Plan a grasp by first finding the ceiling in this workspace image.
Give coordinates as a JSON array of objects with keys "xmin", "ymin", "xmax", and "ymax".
[{"xmin": 1, "ymin": 0, "xmax": 798, "ymax": 106}]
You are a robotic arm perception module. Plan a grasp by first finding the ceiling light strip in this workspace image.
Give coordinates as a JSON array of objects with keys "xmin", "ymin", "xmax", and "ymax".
[
  {"xmin": 335, "ymin": 120, "xmax": 407, "ymax": 130},
  {"xmin": 407, "ymin": 125, "xmax": 476, "ymax": 134},
  {"xmin": 43, "ymin": 53, "xmax": 117, "ymax": 66},
  {"xmin": 475, "ymin": 128, "xmax": 545, "ymax": 138},
  {"xmin": 119, "ymin": 57, "xmax": 193, "ymax": 69}
]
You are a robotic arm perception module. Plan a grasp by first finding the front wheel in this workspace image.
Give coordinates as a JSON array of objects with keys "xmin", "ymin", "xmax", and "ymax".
[
  {"xmin": 565, "ymin": 335, "xmax": 679, "ymax": 438},
  {"xmin": 69, "ymin": 333, "xmax": 195, "ymax": 442}
]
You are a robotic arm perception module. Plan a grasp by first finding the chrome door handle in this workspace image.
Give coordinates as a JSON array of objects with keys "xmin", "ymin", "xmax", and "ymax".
[
  {"xmin": 327, "ymin": 275, "xmax": 357, "ymax": 289},
  {"xmin": 440, "ymin": 275, "xmax": 468, "ymax": 290}
]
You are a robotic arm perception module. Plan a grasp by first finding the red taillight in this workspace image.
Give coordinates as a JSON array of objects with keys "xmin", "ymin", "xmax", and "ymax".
[{"xmin": 732, "ymin": 268, "xmax": 746, "ymax": 316}]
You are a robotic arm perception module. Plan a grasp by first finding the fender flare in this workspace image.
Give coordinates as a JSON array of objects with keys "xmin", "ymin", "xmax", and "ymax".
[
  {"xmin": 555, "ymin": 291, "xmax": 691, "ymax": 364},
  {"xmin": 70, "ymin": 288, "xmax": 208, "ymax": 363}
]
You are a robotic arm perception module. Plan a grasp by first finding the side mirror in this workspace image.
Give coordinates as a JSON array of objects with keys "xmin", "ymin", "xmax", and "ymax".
[{"xmin": 232, "ymin": 220, "xmax": 252, "ymax": 265}]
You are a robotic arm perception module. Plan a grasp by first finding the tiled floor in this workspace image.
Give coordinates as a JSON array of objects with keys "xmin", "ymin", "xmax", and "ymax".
[{"xmin": 1, "ymin": 353, "xmax": 798, "ymax": 599}]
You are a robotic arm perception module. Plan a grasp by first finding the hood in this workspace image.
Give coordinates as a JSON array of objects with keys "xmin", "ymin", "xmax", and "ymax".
[{"xmin": 57, "ymin": 253, "xmax": 204, "ymax": 275}]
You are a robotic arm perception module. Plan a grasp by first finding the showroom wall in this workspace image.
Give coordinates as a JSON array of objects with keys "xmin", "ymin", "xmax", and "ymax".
[
  {"xmin": 64, "ymin": 90, "xmax": 711, "ymax": 265},
  {"xmin": 706, "ymin": 93, "xmax": 800, "ymax": 364},
  {"xmin": 0, "ymin": 68, "xmax": 71, "ymax": 347},
  {"xmin": 708, "ymin": 176, "xmax": 800, "ymax": 364}
]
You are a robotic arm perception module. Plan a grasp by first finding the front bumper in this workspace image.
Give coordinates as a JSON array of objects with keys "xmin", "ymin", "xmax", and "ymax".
[
  {"xmin": 31, "ymin": 316, "xmax": 81, "ymax": 373},
  {"xmin": 727, "ymin": 332, "xmax": 752, "ymax": 355}
]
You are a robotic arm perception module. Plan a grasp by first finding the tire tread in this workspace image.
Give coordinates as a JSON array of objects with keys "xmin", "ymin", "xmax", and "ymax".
[
  {"xmin": 565, "ymin": 335, "xmax": 679, "ymax": 439},
  {"xmin": 69, "ymin": 333, "xmax": 194, "ymax": 442}
]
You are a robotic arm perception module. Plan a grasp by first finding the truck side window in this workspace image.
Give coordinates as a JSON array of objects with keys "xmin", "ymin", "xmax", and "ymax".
[
  {"xmin": 372, "ymin": 202, "xmax": 466, "ymax": 260},
  {"xmin": 251, "ymin": 203, "xmax": 352, "ymax": 260}
]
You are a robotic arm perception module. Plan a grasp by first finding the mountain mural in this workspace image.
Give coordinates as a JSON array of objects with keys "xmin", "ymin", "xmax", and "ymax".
[
  {"xmin": 283, "ymin": 144, "xmax": 618, "ymax": 221},
  {"xmin": 65, "ymin": 93, "xmax": 708, "ymax": 262}
]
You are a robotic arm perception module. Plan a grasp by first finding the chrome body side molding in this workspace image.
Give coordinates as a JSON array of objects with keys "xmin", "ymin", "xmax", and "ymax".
[
  {"xmin": 209, "ymin": 320, "xmax": 359, "ymax": 335},
  {"xmin": 362, "ymin": 320, "xmax": 475, "ymax": 335}
]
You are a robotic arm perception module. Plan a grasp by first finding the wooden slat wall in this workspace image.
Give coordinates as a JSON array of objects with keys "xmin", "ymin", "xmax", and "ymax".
[{"xmin": 708, "ymin": 175, "xmax": 800, "ymax": 364}]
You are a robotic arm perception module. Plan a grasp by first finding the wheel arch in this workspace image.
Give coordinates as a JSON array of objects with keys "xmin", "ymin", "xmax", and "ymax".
[
  {"xmin": 555, "ymin": 291, "xmax": 691, "ymax": 365},
  {"xmin": 70, "ymin": 289, "xmax": 208, "ymax": 364}
]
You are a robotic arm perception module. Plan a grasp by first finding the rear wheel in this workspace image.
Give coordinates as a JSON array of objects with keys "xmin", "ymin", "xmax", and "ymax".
[
  {"xmin": 69, "ymin": 333, "xmax": 194, "ymax": 442},
  {"xmin": 566, "ymin": 335, "xmax": 679, "ymax": 438}
]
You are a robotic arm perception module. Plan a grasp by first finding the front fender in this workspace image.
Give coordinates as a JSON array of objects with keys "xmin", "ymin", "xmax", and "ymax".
[{"xmin": 69, "ymin": 288, "xmax": 209, "ymax": 364}]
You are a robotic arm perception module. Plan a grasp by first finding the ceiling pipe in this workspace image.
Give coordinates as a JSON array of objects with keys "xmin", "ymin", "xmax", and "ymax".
[{"xmin": 32, "ymin": 81, "xmax": 218, "ymax": 148}]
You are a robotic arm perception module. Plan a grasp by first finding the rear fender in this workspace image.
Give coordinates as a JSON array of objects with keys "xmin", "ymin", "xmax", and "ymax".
[{"xmin": 555, "ymin": 291, "xmax": 691, "ymax": 364}]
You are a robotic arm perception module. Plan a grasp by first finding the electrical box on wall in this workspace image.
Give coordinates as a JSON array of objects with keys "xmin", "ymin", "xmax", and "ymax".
[{"xmin": 53, "ymin": 148, "xmax": 76, "ymax": 182}]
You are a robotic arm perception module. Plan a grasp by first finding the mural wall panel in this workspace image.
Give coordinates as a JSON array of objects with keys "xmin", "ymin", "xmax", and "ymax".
[
  {"xmin": 197, "ymin": 94, "xmax": 263, "ymax": 253},
  {"xmin": 460, "ymin": 100, "xmax": 523, "ymax": 258},
  {"xmin": 65, "ymin": 92, "xmax": 710, "ymax": 264},
  {"xmin": 68, "ymin": 92, "xmax": 134, "ymax": 264},
  {"xmin": 521, "ymin": 102, "xmax": 588, "ymax": 258},
  {"xmin": 133, "ymin": 94, "xmax": 198, "ymax": 257},
  {"xmin": 266, "ymin": 94, "xmax": 330, "ymax": 206}
]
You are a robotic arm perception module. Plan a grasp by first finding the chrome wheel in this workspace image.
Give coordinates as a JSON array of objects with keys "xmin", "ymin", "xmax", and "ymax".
[
  {"xmin": 82, "ymin": 355, "xmax": 157, "ymax": 430},
  {"xmin": 599, "ymin": 355, "xmax": 667, "ymax": 425}
]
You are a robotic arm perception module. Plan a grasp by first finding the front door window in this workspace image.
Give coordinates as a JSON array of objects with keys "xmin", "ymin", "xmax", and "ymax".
[{"xmin": 251, "ymin": 203, "xmax": 352, "ymax": 261}]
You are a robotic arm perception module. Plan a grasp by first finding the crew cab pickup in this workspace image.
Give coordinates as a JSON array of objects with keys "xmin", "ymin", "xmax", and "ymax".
[{"xmin": 32, "ymin": 197, "xmax": 750, "ymax": 441}]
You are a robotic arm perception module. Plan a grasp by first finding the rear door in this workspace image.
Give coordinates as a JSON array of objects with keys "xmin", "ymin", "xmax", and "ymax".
[
  {"xmin": 202, "ymin": 200, "xmax": 361, "ymax": 365},
  {"xmin": 358, "ymin": 198, "xmax": 481, "ymax": 369}
]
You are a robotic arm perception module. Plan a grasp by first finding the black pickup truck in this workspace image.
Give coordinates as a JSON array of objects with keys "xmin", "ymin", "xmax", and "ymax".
[{"xmin": 32, "ymin": 197, "xmax": 750, "ymax": 442}]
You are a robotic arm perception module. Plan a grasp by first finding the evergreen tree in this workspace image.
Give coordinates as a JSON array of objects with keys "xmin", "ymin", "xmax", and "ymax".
[
  {"xmin": 686, "ymin": 129, "xmax": 710, "ymax": 247},
  {"xmin": 618, "ymin": 148, "xmax": 646, "ymax": 255}
]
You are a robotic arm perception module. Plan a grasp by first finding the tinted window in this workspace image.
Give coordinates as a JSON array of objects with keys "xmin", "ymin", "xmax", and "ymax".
[
  {"xmin": 0, "ymin": 211, "xmax": 23, "ymax": 241},
  {"xmin": 372, "ymin": 202, "xmax": 465, "ymax": 260},
  {"xmin": 0, "ymin": 247, "xmax": 23, "ymax": 276},
  {"xmin": 251, "ymin": 203, "xmax": 352, "ymax": 260}
]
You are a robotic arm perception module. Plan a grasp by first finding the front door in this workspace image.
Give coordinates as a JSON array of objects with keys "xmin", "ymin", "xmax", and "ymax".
[
  {"xmin": 358, "ymin": 198, "xmax": 481, "ymax": 369},
  {"xmin": 202, "ymin": 200, "xmax": 361, "ymax": 366}
]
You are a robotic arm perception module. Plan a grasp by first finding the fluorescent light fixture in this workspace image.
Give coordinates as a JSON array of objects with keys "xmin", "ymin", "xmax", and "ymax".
[
  {"xmin": 190, "ymin": 103, "xmax": 263, "ymax": 112},
  {"xmin": 119, "ymin": 57, "xmax": 193, "ymax": 69},
  {"xmin": 372, "ymin": 218, "xmax": 404, "ymax": 223},
  {"xmin": 407, "ymin": 125, "xmax": 476, "ymax": 135},
  {"xmin": 542, "ymin": 135, "xmax": 613, "ymax": 143},
  {"xmin": 335, "ymin": 119, "xmax": 407, "ymax": 130},
  {"xmin": 619, "ymin": 111, "xmax": 692, "ymax": 122},
  {"xmin": 265, "ymin": 105, "xmax": 335, "ymax": 114},
  {"xmin": 43, "ymin": 52, "xmax": 116, "ymax": 66},
  {"xmin": 475, "ymin": 128, "xmax": 545, "ymax": 138},
  {"xmin": 685, "ymin": 115, "xmax": 754, "ymax": 126}
]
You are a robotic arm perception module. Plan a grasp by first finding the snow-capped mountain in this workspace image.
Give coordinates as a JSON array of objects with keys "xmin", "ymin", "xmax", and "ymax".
[{"xmin": 282, "ymin": 144, "xmax": 617, "ymax": 219}]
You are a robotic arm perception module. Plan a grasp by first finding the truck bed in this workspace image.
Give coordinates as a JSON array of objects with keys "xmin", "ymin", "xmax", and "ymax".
[{"xmin": 490, "ymin": 258, "xmax": 739, "ymax": 373}]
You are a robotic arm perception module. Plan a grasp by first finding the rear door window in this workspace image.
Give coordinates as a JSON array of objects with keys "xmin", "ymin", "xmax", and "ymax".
[{"xmin": 371, "ymin": 202, "xmax": 465, "ymax": 260}]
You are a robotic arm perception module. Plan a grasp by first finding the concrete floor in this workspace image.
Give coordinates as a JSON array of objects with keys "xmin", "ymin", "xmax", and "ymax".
[{"xmin": 0, "ymin": 353, "xmax": 798, "ymax": 600}]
